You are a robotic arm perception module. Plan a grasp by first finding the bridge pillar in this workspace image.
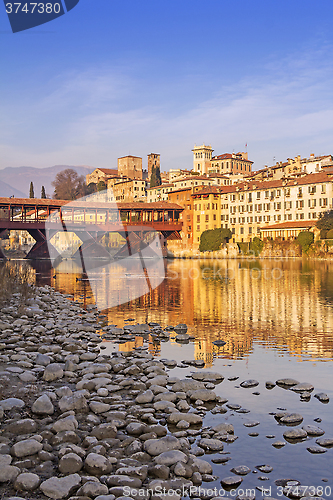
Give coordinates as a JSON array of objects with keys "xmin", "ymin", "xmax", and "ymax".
[
  {"xmin": 0, "ymin": 229, "xmax": 7, "ymax": 259},
  {"xmin": 25, "ymin": 229, "xmax": 61, "ymax": 261}
]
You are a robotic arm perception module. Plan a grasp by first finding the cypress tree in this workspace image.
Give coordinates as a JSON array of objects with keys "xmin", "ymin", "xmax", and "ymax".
[
  {"xmin": 155, "ymin": 166, "xmax": 162, "ymax": 186},
  {"xmin": 150, "ymin": 166, "xmax": 157, "ymax": 188},
  {"xmin": 41, "ymin": 186, "xmax": 46, "ymax": 198},
  {"xmin": 29, "ymin": 182, "xmax": 35, "ymax": 198}
]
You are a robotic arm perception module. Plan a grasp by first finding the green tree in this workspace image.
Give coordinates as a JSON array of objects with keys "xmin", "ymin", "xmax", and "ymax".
[
  {"xmin": 52, "ymin": 169, "xmax": 86, "ymax": 200},
  {"xmin": 29, "ymin": 182, "xmax": 34, "ymax": 198},
  {"xmin": 199, "ymin": 227, "xmax": 232, "ymax": 252},
  {"xmin": 316, "ymin": 210, "xmax": 333, "ymax": 238},
  {"xmin": 85, "ymin": 182, "xmax": 97, "ymax": 196},
  {"xmin": 297, "ymin": 231, "xmax": 314, "ymax": 252},
  {"xmin": 41, "ymin": 186, "xmax": 46, "ymax": 198},
  {"xmin": 97, "ymin": 180, "xmax": 106, "ymax": 192}
]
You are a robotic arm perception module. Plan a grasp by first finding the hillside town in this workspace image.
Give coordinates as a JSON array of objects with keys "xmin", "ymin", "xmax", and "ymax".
[{"xmin": 84, "ymin": 145, "xmax": 333, "ymax": 250}]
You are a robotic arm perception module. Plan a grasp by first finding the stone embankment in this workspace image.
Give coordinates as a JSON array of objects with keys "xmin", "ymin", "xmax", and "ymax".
[{"xmin": 0, "ymin": 286, "xmax": 331, "ymax": 499}]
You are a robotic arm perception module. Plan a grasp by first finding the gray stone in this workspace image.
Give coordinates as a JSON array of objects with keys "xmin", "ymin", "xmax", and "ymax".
[
  {"xmin": 136, "ymin": 390, "xmax": 154, "ymax": 404},
  {"xmin": 154, "ymin": 450, "xmax": 187, "ymax": 466},
  {"xmin": 314, "ymin": 392, "xmax": 330, "ymax": 403},
  {"xmin": 91, "ymin": 423, "xmax": 117, "ymax": 440},
  {"xmin": 315, "ymin": 437, "xmax": 333, "ymax": 448},
  {"xmin": 307, "ymin": 446, "xmax": 327, "ymax": 454},
  {"xmin": 171, "ymin": 379, "xmax": 205, "ymax": 392},
  {"xmin": 302, "ymin": 425, "xmax": 324, "ymax": 436},
  {"xmin": 40, "ymin": 473, "xmax": 81, "ymax": 499},
  {"xmin": 276, "ymin": 378, "xmax": 299, "ymax": 387},
  {"xmin": 77, "ymin": 481, "xmax": 109, "ymax": 497},
  {"xmin": 144, "ymin": 436, "xmax": 181, "ymax": 456},
  {"xmin": 58, "ymin": 452, "xmax": 83, "ymax": 473},
  {"xmin": 84, "ymin": 453, "xmax": 113, "ymax": 475},
  {"xmin": 279, "ymin": 413, "xmax": 303, "ymax": 425},
  {"xmin": 52, "ymin": 415, "xmax": 78, "ymax": 433},
  {"xmin": 32, "ymin": 394, "xmax": 54, "ymax": 415},
  {"xmin": 198, "ymin": 438, "xmax": 224, "ymax": 451},
  {"xmin": 0, "ymin": 465, "xmax": 20, "ymax": 482},
  {"xmin": 11, "ymin": 439, "xmax": 43, "ymax": 457},
  {"xmin": 230, "ymin": 466, "xmax": 251, "ymax": 475},
  {"xmin": 220, "ymin": 476, "xmax": 243, "ymax": 488},
  {"xmin": 212, "ymin": 423, "xmax": 234, "ymax": 434},
  {"xmin": 90, "ymin": 401, "xmax": 111, "ymax": 414},
  {"xmin": 0, "ymin": 398, "xmax": 25, "ymax": 410},
  {"xmin": 43, "ymin": 363, "xmax": 64, "ymax": 381},
  {"xmin": 14, "ymin": 472, "xmax": 40, "ymax": 491},
  {"xmin": 283, "ymin": 428, "xmax": 307, "ymax": 440},
  {"xmin": 167, "ymin": 412, "xmax": 203, "ymax": 425},
  {"xmin": 6, "ymin": 418, "xmax": 37, "ymax": 435},
  {"xmin": 188, "ymin": 389, "xmax": 217, "ymax": 402},
  {"xmin": 240, "ymin": 379, "xmax": 259, "ymax": 388},
  {"xmin": 290, "ymin": 382, "xmax": 314, "ymax": 393},
  {"xmin": 191, "ymin": 458, "xmax": 212, "ymax": 474}
]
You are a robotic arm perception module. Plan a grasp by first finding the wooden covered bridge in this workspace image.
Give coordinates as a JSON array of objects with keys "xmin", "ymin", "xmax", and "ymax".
[{"xmin": 0, "ymin": 197, "xmax": 183, "ymax": 260}]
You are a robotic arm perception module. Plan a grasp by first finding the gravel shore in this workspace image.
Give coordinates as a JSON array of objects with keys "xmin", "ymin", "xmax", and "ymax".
[{"xmin": 0, "ymin": 285, "xmax": 331, "ymax": 500}]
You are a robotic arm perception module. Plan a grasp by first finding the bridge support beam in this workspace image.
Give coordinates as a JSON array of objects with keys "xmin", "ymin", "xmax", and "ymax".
[
  {"xmin": 72, "ymin": 231, "xmax": 111, "ymax": 269},
  {"xmin": 25, "ymin": 229, "xmax": 61, "ymax": 261}
]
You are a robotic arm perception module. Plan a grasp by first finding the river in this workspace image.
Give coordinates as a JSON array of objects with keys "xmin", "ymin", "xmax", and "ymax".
[{"xmin": 5, "ymin": 257, "xmax": 333, "ymax": 494}]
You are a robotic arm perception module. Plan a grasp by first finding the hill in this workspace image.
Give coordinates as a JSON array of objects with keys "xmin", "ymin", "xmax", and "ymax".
[{"xmin": 0, "ymin": 165, "xmax": 93, "ymax": 198}]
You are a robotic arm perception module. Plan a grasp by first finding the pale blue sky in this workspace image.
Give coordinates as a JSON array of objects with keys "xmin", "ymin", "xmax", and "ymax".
[{"xmin": 1, "ymin": 0, "xmax": 333, "ymax": 172}]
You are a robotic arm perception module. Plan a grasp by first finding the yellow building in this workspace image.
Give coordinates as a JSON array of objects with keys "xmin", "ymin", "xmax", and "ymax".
[
  {"xmin": 192, "ymin": 186, "xmax": 222, "ymax": 246},
  {"xmin": 86, "ymin": 168, "xmax": 118, "ymax": 186}
]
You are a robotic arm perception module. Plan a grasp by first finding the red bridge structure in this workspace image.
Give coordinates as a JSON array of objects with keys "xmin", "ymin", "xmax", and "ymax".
[{"xmin": 0, "ymin": 197, "xmax": 183, "ymax": 260}]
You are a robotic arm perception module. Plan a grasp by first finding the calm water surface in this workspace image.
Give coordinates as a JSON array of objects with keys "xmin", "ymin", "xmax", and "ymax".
[{"xmin": 18, "ymin": 258, "xmax": 333, "ymax": 493}]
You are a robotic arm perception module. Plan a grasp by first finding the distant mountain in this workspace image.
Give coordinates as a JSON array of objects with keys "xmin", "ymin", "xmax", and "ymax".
[
  {"xmin": 0, "ymin": 180, "xmax": 25, "ymax": 198},
  {"xmin": 0, "ymin": 165, "xmax": 94, "ymax": 198}
]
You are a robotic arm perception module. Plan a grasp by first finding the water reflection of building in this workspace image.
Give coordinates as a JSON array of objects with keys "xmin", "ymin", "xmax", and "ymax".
[{"xmin": 28, "ymin": 258, "xmax": 333, "ymax": 362}]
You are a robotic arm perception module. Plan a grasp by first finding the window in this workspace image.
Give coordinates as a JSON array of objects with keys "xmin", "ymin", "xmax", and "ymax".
[
  {"xmin": 265, "ymin": 191, "xmax": 269, "ymax": 198},
  {"xmin": 257, "ymin": 192, "xmax": 261, "ymax": 199},
  {"xmin": 196, "ymin": 215, "xmax": 200, "ymax": 222},
  {"xmin": 205, "ymin": 215, "xmax": 209, "ymax": 222}
]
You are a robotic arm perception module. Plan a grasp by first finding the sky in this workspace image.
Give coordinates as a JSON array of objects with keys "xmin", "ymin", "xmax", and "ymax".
[{"xmin": 1, "ymin": 0, "xmax": 333, "ymax": 173}]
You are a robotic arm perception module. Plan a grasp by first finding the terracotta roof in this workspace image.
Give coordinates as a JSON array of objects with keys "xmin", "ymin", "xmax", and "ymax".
[
  {"xmin": 192, "ymin": 186, "xmax": 222, "ymax": 196},
  {"xmin": 168, "ymin": 187, "xmax": 192, "ymax": 194},
  {"xmin": 174, "ymin": 176, "xmax": 209, "ymax": 182},
  {"xmin": 0, "ymin": 197, "xmax": 182, "ymax": 211},
  {"xmin": 261, "ymin": 221, "xmax": 316, "ymax": 230},
  {"xmin": 118, "ymin": 155, "xmax": 142, "ymax": 159},
  {"xmin": 212, "ymin": 153, "xmax": 253, "ymax": 163},
  {"xmin": 147, "ymin": 183, "xmax": 175, "ymax": 190},
  {"xmin": 95, "ymin": 168, "xmax": 118, "ymax": 175}
]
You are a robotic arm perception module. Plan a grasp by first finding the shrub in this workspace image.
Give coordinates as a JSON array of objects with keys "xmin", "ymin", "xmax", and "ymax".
[
  {"xmin": 297, "ymin": 231, "xmax": 314, "ymax": 252},
  {"xmin": 326, "ymin": 229, "xmax": 333, "ymax": 239},
  {"xmin": 199, "ymin": 227, "xmax": 232, "ymax": 252},
  {"xmin": 249, "ymin": 237, "xmax": 264, "ymax": 256},
  {"xmin": 320, "ymin": 229, "xmax": 328, "ymax": 239}
]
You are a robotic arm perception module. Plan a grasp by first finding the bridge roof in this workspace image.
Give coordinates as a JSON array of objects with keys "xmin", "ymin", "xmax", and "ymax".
[{"xmin": 0, "ymin": 197, "xmax": 183, "ymax": 211}]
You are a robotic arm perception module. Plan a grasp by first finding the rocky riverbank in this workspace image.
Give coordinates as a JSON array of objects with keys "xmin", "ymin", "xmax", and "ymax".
[{"xmin": 0, "ymin": 285, "xmax": 332, "ymax": 500}]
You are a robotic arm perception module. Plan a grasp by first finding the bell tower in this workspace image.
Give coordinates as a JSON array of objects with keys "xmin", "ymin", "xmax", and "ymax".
[{"xmin": 192, "ymin": 144, "xmax": 213, "ymax": 175}]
